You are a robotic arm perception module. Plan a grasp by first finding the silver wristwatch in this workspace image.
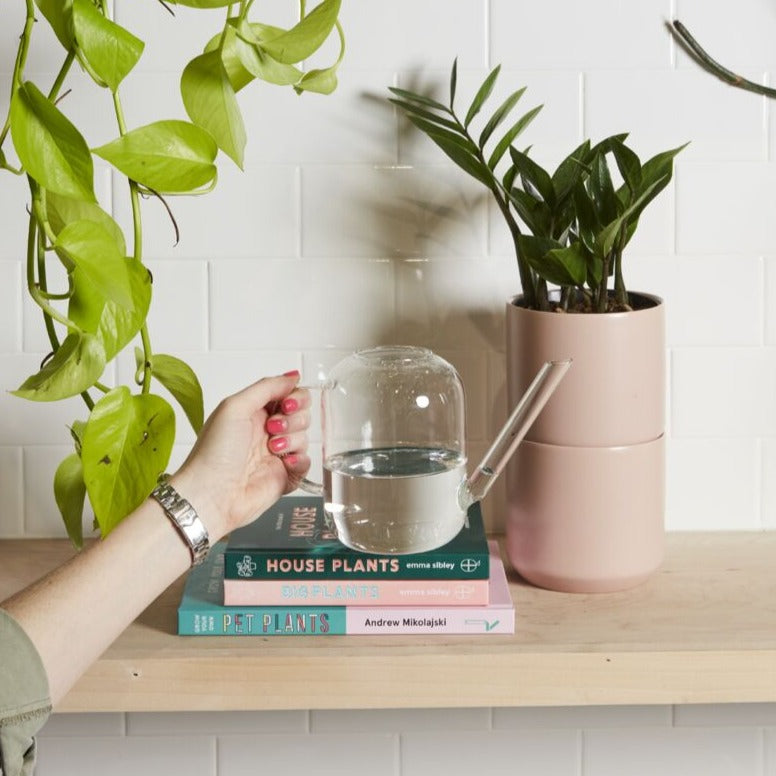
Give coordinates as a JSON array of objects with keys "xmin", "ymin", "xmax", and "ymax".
[{"xmin": 151, "ymin": 477, "xmax": 210, "ymax": 566}]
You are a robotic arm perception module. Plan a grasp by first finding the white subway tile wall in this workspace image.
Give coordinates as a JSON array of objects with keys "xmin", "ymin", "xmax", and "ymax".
[{"xmin": 3, "ymin": 0, "xmax": 776, "ymax": 772}]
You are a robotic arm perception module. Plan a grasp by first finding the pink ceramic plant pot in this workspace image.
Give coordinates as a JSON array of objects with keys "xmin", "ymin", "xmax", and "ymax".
[{"xmin": 505, "ymin": 293, "xmax": 666, "ymax": 593}]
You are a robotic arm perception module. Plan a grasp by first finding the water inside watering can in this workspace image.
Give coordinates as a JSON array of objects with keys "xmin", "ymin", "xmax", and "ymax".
[{"xmin": 323, "ymin": 445, "xmax": 467, "ymax": 555}]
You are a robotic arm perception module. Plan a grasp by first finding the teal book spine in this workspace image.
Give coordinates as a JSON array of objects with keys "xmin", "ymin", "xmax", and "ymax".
[
  {"xmin": 178, "ymin": 544, "xmax": 347, "ymax": 635},
  {"xmin": 223, "ymin": 496, "xmax": 490, "ymax": 581}
]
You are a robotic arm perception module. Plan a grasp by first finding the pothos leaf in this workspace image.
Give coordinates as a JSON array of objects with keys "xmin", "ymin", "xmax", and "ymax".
[
  {"xmin": 72, "ymin": 0, "xmax": 144, "ymax": 91},
  {"xmin": 34, "ymin": 0, "xmax": 74, "ymax": 49},
  {"xmin": 10, "ymin": 81, "xmax": 95, "ymax": 201},
  {"xmin": 55, "ymin": 220, "xmax": 134, "ymax": 310},
  {"xmin": 69, "ymin": 258, "xmax": 152, "ymax": 361},
  {"xmin": 54, "ymin": 453, "xmax": 87, "ymax": 548},
  {"xmin": 93, "ymin": 120, "xmax": 218, "ymax": 193},
  {"xmin": 180, "ymin": 50, "xmax": 246, "ymax": 168},
  {"xmin": 149, "ymin": 353, "xmax": 204, "ymax": 433},
  {"xmin": 12, "ymin": 332, "xmax": 106, "ymax": 401},
  {"xmin": 259, "ymin": 0, "xmax": 342, "ymax": 65},
  {"xmin": 46, "ymin": 191, "xmax": 127, "ymax": 256},
  {"xmin": 82, "ymin": 387, "xmax": 175, "ymax": 536}
]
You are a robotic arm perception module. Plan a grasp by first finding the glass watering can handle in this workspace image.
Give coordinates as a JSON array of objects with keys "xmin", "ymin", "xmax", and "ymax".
[
  {"xmin": 290, "ymin": 383, "xmax": 325, "ymax": 496},
  {"xmin": 462, "ymin": 358, "xmax": 572, "ymax": 508}
]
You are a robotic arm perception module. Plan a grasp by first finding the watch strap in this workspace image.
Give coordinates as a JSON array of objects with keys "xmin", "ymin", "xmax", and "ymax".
[{"xmin": 150, "ymin": 477, "xmax": 210, "ymax": 566}]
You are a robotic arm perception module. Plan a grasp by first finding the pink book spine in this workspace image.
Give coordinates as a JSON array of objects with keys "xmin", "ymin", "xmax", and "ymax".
[
  {"xmin": 344, "ymin": 608, "xmax": 513, "ymax": 634},
  {"xmin": 223, "ymin": 578, "xmax": 490, "ymax": 607}
]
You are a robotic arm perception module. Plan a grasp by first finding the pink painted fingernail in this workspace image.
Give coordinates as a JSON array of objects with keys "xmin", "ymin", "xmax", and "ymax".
[
  {"xmin": 283, "ymin": 369, "xmax": 300, "ymax": 377},
  {"xmin": 266, "ymin": 418, "xmax": 286, "ymax": 435},
  {"xmin": 284, "ymin": 454, "xmax": 299, "ymax": 467},
  {"xmin": 269, "ymin": 436, "xmax": 288, "ymax": 453},
  {"xmin": 282, "ymin": 398, "xmax": 299, "ymax": 414}
]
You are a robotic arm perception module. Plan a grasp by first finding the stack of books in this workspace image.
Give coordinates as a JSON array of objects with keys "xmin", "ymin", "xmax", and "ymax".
[{"xmin": 178, "ymin": 496, "xmax": 515, "ymax": 636}]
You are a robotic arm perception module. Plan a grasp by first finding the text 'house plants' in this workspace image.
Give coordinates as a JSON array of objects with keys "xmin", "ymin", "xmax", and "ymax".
[
  {"xmin": 390, "ymin": 62, "xmax": 687, "ymax": 592},
  {"xmin": 1, "ymin": 0, "xmax": 345, "ymax": 546}
]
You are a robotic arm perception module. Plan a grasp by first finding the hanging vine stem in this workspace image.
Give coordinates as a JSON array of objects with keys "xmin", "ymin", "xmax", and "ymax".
[
  {"xmin": 111, "ymin": 70, "xmax": 154, "ymax": 395},
  {"xmin": 671, "ymin": 20, "xmax": 776, "ymax": 99}
]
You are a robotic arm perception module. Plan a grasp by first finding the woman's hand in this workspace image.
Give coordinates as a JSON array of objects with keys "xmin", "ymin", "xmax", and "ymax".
[{"xmin": 169, "ymin": 371, "xmax": 311, "ymax": 540}]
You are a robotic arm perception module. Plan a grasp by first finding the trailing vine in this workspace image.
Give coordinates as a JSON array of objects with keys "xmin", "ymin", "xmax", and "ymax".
[{"xmin": 1, "ymin": 0, "xmax": 345, "ymax": 546}]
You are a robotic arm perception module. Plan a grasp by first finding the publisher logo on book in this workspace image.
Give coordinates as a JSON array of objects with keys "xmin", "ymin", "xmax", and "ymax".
[
  {"xmin": 459, "ymin": 558, "xmax": 481, "ymax": 574},
  {"xmin": 237, "ymin": 555, "xmax": 257, "ymax": 578}
]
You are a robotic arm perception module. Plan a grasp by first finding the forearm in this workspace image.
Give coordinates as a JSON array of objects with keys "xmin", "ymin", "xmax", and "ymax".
[{"xmin": 2, "ymin": 492, "xmax": 197, "ymax": 706}]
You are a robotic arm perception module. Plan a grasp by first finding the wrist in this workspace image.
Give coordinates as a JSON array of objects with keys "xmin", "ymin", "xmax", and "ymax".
[{"xmin": 165, "ymin": 468, "xmax": 229, "ymax": 543}]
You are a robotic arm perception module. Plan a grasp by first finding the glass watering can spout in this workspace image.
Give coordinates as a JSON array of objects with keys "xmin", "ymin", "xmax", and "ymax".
[{"xmin": 459, "ymin": 359, "xmax": 572, "ymax": 511}]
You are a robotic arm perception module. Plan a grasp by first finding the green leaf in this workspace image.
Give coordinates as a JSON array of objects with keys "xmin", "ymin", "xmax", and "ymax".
[
  {"xmin": 69, "ymin": 258, "xmax": 152, "ymax": 361},
  {"xmin": 388, "ymin": 98, "xmax": 460, "ymax": 132},
  {"xmin": 93, "ymin": 120, "xmax": 218, "ymax": 193},
  {"xmin": 509, "ymin": 146, "xmax": 554, "ymax": 207},
  {"xmin": 54, "ymin": 453, "xmax": 86, "ymax": 548},
  {"xmin": 387, "ymin": 86, "xmax": 449, "ymax": 114},
  {"xmin": 450, "ymin": 58, "xmax": 458, "ymax": 109},
  {"xmin": 260, "ymin": 0, "xmax": 341, "ymax": 64},
  {"xmin": 167, "ymin": 0, "xmax": 232, "ymax": 6},
  {"xmin": 55, "ymin": 220, "xmax": 134, "ymax": 310},
  {"xmin": 295, "ymin": 66, "xmax": 338, "ymax": 95},
  {"xmin": 204, "ymin": 28, "xmax": 255, "ymax": 93},
  {"xmin": 479, "ymin": 86, "xmax": 526, "ymax": 149},
  {"xmin": 72, "ymin": 0, "xmax": 144, "ymax": 91},
  {"xmin": 543, "ymin": 243, "xmax": 589, "ymax": 286},
  {"xmin": 46, "ymin": 192, "xmax": 127, "ymax": 255},
  {"xmin": 82, "ymin": 388, "xmax": 175, "ymax": 536},
  {"xmin": 237, "ymin": 42, "xmax": 302, "ymax": 88},
  {"xmin": 181, "ymin": 50, "xmax": 246, "ymax": 168},
  {"xmin": 406, "ymin": 115, "xmax": 491, "ymax": 186},
  {"xmin": 598, "ymin": 176, "xmax": 668, "ymax": 257},
  {"xmin": 610, "ymin": 138, "xmax": 642, "ymax": 194},
  {"xmin": 10, "ymin": 82, "xmax": 95, "ymax": 201},
  {"xmin": 507, "ymin": 188, "xmax": 552, "ymax": 237},
  {"xmin": 464, "ymin": 65, "xmax": 500, "ymax": 128},
  {"xmin": 35, "ymin": 0, "xmax": 74, "ymax": 48},
  {"xmin": 551, "ymin": 140, "xmax": 592, "ymax": 204},
  {"xmin": 487, "ymin": 104, "xmax": 542, "ymax": 170},
  {"xmin": 12, "ymin": 332, "xmax": 106, "ymax": 401},
  {"xmin": 589, "ymin": 151, "xmax": 619, "ymax": 224},
  {"xmin": 150, "ymin": 354, "xmax": 204, "ymax": 433}
]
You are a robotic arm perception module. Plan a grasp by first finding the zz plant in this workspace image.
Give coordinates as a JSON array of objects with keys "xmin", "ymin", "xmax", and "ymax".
[
  {"xmin": 2, "ymin": 0, "xmax": 345, "ymax": 546},
  {"xmin": 390, "ymin": 61, "xmax": 686, "ymax": 313}
]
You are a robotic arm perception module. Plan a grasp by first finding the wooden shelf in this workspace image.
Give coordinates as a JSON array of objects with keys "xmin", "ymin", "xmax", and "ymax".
[{"xmin": 2, "ymin": 533, "xmax": 776, "ymax": 712}]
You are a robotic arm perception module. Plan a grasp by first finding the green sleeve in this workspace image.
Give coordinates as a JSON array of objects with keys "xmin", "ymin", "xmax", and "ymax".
[{"xmin": 0, "ymin": 609, "xmax": 51, "ymax": 776}]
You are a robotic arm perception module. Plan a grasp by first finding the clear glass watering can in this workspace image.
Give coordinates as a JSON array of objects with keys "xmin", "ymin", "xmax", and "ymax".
[{"xmin": 298, "ymin": 346, "xmax": 570, "ymax": 554}]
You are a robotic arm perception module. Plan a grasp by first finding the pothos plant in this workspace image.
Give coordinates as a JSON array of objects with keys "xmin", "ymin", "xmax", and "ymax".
[
  {"xmin": 389, "ymin": 61, "xmax": 687, "ymax": 313},
  {"xmin": 1, "ymin": 0, "xmax": 345, "ymax": 547}
]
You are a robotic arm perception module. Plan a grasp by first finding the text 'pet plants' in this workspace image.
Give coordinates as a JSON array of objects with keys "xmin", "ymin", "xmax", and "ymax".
[{"xmin": 2, "ymin": 0, "xmax": 345, "ymax": 546}]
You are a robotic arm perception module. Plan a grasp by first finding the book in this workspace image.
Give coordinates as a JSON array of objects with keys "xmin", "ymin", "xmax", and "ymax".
[
  {"xmin": 223, "ymin": 574, "xmax": 490, "ymax": 607},
  {"xmin": 223, "ymin": 496, "xmax": 490, "ymax": 581},
  {"xmin": 178, "ymin": 541, "xmax": 514, "ymax": 635}
]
